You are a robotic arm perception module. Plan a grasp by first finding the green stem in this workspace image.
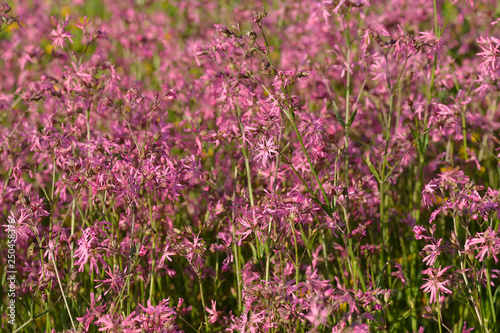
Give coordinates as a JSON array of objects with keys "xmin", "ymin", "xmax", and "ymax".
[
  {"xmin": 433, "ymin": 0, "xmax": 438, "ymax": 35},
  {"xmin": 485, "ymin": 267, "xmax": 496, "ymax": 326},
  {"xmin": 86, "ymin": 99, "xmax": 92, "ymax": 141},
  {"xmin": 461, "ymin": 108, "xmax": 468, "ymax": 160},
  {"xmin": 343, "ymin": 11, "xmax": 352, "ymax": 214},
  {"xmin": 437, "ymin": 296, "xmax": 443, "ymax": 333},
  {"xmin": 148, "ymin": 196, "xmax": 156, "ymax": 304},
  {"xmin": 231, "ymin": 165, "xmax": 242, "ymax": 313},
  {"xmin": 289, "ymin": 118, "xmax": 329, "ymax": 207},
  {"xmin": 50, "ymin": 250, "xmax": 76, "ymax": 331},
  {"xmin": 290, "ymin": 220, "xmax": 300, "ymax": 285},
  {"xmin": 198, "ymin": 277, "xmax": 209, "ymax": 331}
]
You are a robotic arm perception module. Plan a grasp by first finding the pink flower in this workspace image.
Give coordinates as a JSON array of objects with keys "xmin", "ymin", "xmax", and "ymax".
[
  {"xmin": 137, "ymin": 298, "xmax": 181, "ymax": 332},
  {"xmin": 413, "ymin": 225, "xmax": 427, "ymax": 240},
  {"xmin": 49, "ymin": 25, "xmax": 74, "ymax": 49},
  {"xmin": 420, "ymin": 266, "xmax": 453, "ymax": 304},
  {"xmin": 450, "ymin": 0, "xmax": 474, "ymax": 6},
  {"xmin": 466, "ymin": 227, "xmax": 500, "ymax": 263},
  {"xmin": 159, "ymin": 240, "xmax": 176, "ymax": 267},
  {"xmin": 422, "ymin": 239, "xmax": 443, "ymax": 266},
  {"xmin": 94, "ymin": 266, "xmax": 127, "ymax": 295},
  {"xmin": 206, "ymin": 300, "xmax": 219, "ymax": 324},
  {"xmin": 476, "ymin": 36, "xmax": 500, "ymax": 71},
  {"xmin": 74, "ymin": 16, "xmax": 92, "ymax": 31},
  {"xmin": 254, "ymin": 137, "xmax": 279, "ymax": 167},
  {"xmin": 76, "ymin": 292, "xmax": 107, "ymax": 331},
  {"xmin": 461, "ymin": 321, "xmax": 475, "ymax": 333},
  {"xmin": 304, "ymin": 300, "xmax": 329, "ymax": 327}
]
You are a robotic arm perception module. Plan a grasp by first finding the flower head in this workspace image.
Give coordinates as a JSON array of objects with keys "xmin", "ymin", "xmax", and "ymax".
[
  {"xmin": 420, "ymin": 265, "xmax": 453, "ymax": 304},
  {"xmin": 254, "ymin": 137, "xmax": 279, "ymax": 167},
  {"xmin": 49, "ymin": 25, "xmax": 74, "ymax": 49}
]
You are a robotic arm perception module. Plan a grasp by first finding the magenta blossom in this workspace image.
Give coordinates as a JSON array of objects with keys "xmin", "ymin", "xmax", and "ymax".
[{"xmin": 420, "ymin": 266, "xmax": 453, "ymax": 304}]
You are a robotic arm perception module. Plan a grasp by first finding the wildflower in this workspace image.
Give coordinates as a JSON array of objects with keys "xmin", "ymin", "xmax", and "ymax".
[
  {"xmin": 413, "ymin": 225, "xmax": 427, "ymax": 240},
  {"xmin": 73, "ymin": 222, "xmax": 111, "ymax": 275},
  {"xmin": 76, "ymin": 292, "xmax": 107, "ymax": 331},
  {"xmin": 450, "ymin": 0, "xmax": 474, "ymax": 6},
  {"xmin": 420, "ymin": 266, "xmax": 453, "ymax": 304},
  {"xmin": 49, "ymin": 25, "xmax": 74, "ymax": 49},
  {"xmin": 74, "ymin": 16, "xmax": 91, "ymax": 31},
  {"xmin": 94, "ymin": 312, "xmax": 140, "ymax": 333},
  {"xmin": 206, "ymin": 300, "xmax": 219, "ymax": 324},
  {"xmin": 158, "ymin": 240, "xmax": 176, "ymax": 267},
  {"xmin": 461, "ymin": 321, "xmax": 475, "ymax": 333},
  {"xmin": 476, "ymin": 36, "xmax": 500, "ymax": 71},
  {"xmin": 254, "ymin": 137, "xmax": 279, "ymax": 167},
  {"xmin": 94, "ymin": 266, "xmax": 127, "ymax": 295},
  {"xmin": 137, "ymin": 298, "xmax": 181, "ymax": 332},
  {"xmin": 304, "ymin": 300, "xmax": 329, "ymax": 327},
  {"xmin": 466, "ymin": 227, "xmax": 500, "ymax": 263},
  {"xmin": 390, "ymin": 262, "xmax": 407, "ymax": 285},
  {"xmin": 422, "ymin": 238, "xmax": 443, "ymax": 266}
]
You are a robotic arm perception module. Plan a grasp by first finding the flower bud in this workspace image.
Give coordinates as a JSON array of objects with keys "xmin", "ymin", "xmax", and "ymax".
[
  {"xmin": 297, "ymin": 71, "xmax": 310, "ymax": 78},
  {"xmin": 247, "ymin": 30, "xmax": 257, "ymax": 41},
  {"xmin": 138, "ymin": 147, "xmax": 146, "ymax": 160},
  {"xmin": 153, "ymin": 132, "xmax": 162, "ymax": 142},
  {"xmin": 252, "ymin": 9, "xmax": 267, "ymax": 24},
  {"xmin": 72, "ymin": 282, "xmax": 81, "ymax": 293}
]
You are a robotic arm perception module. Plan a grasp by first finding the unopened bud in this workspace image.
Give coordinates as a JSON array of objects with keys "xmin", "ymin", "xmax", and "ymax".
[
  {"xmin": 145, "ymin": 173, "xmax": 155, "ymax": 182},
  {"xmin": 100, "ymin": 97, "xmax": 114, "ymax": 108},
  {"xmin": 138, "ymin": 147, "xmax": 146, "ymax": 160},
  {"xmin": 297, "ymin": 71, "xmax": 310, "ymax": 78},
  {"xmin": 252, "ymin": 9, "xmax": 267, "ymax": 24},
  {"xmin": 27, "ymin": 243, "xmax": 35, "ymax": 257},
  {"xmin": 145, "ymin": 228, "xmax": 156, "ymax": 237},
  {"xmin": 72, "ymin": 283, "xmax": 81, "ymax": 293},
  {"xmin": 384, "ymin": 291, "xmax": 391, "ymax": 303},
  {"xmin": 217, "ymin": 26, "xmax": 233, "ymax": 38},
  {"xmin": 153, "ymin": 132, "xmax": 162, "ymax": 142},
  {"xmin": 247, "ymin": 30, "xmax": 257, "ymax": 41},
  {"xmin": 232, "ymin": 21, "xmax": 241, "ymax": 32},
  {"xmin": 110, "ymin": 237, "xmax": 119, "ymax": 251},
  {"xmin": 18, "ymin": 193, "xmax": 30, "ymax": 206}
]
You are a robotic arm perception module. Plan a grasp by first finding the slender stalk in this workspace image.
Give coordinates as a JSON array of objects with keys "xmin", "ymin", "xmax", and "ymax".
[
  {"xmin": 198, "ymin": 277, "xmax": 209, "ymax": 330},
  {"xmin": 290, "ymin": 220, "xmax": 300, "ymax": 285},
  {"xmin": 437, "ymin": 297, "xmax": 443, "ymax": 333},
  {"xmin": 86, "ymin": 99, "xmax": 92, "ymax": 142},
  {"xmin": 148, "ymin": 195, "xmax": 157, "ymax": 304},
  {"xmin": 231, "ymin": 165, "xmax": 242, "ymax": 312},
  {"xmin": 433, "ymin": 0, "xmax": 438, "ymax": 35},
  {"xmin": 250, "ymin": 74, "xmax": 330, "ymax": 213},
  {"xmin": 289, "ymin": 118, "xmax": 329, "ymax": 207},
  {"xmin": 461, "ymin": 108, "xmax": 468, "ymax": 160},
  {"xmin": 485, "ymin": 267, "xmax": 496, "ymax": 326},
  {"xmin": 50, "ymin": 250, "xmax": 76, "ymax": 331},
  {"xmin": 12, "ymin": 317, "xmax": 33, "ymax": 333},
  {"xmin": 343, "ymin": 11, "xmax": 352, "ymax": 215}
]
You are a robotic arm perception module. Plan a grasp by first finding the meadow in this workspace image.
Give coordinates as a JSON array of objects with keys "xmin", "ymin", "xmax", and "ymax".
[{"xmin": 0, "ymin": 0, "xmax": 499, "ymax": 332}]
